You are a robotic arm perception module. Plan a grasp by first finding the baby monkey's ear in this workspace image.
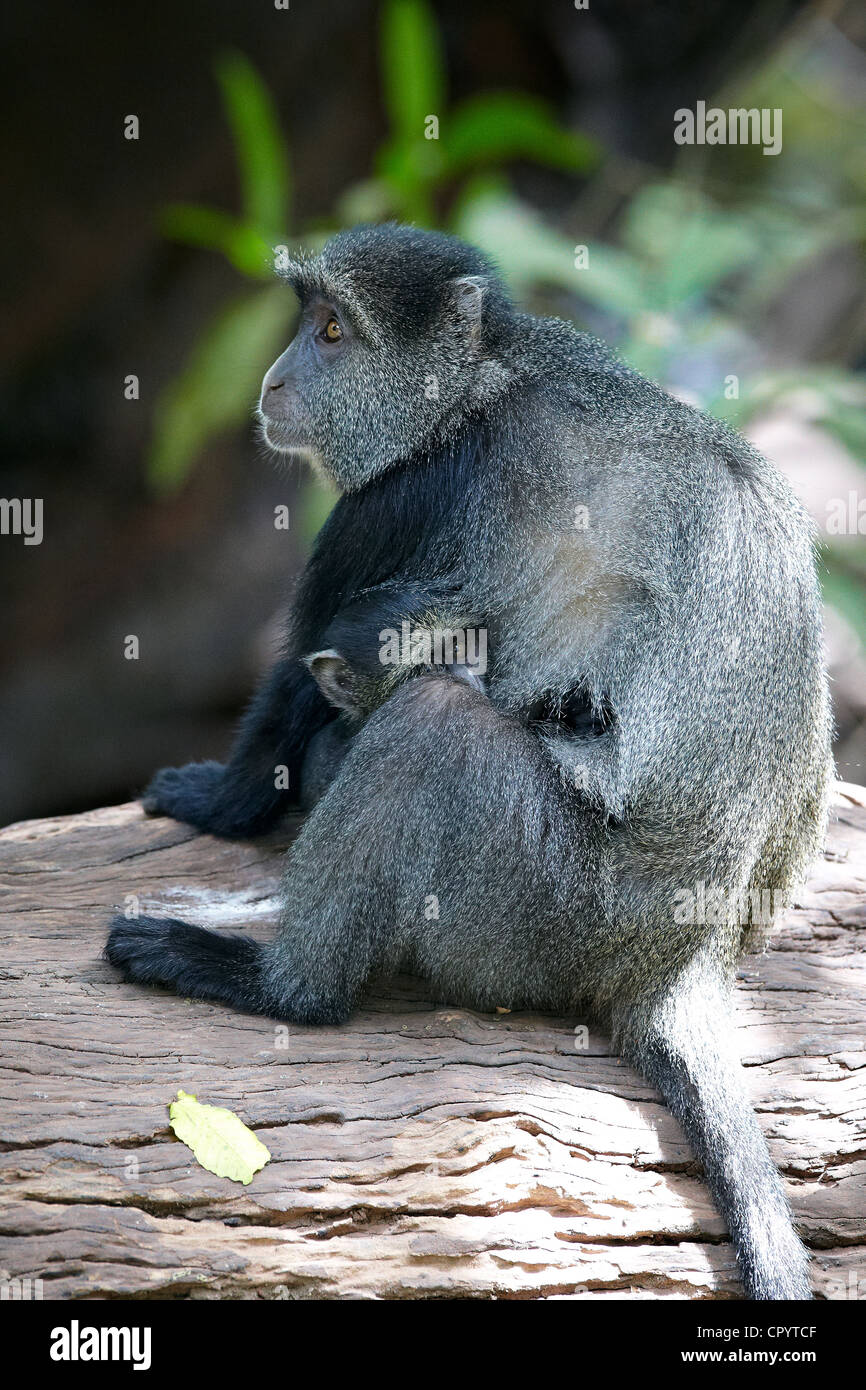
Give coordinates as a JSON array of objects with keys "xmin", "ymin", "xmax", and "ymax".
[{"xmin": 304, "ymin": 648, "xmax": 359, "ymax": 714}]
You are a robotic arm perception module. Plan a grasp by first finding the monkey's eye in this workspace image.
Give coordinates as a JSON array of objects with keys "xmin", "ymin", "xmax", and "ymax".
[{"xmin": 321, "ymin": 317, "xmax": 343, "ymax": 343}]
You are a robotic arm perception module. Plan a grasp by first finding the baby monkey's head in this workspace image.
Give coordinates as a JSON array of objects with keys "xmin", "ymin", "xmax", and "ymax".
[{"xmin": 304, "ymin": 647, "xmax": 486, "ymax": 727}]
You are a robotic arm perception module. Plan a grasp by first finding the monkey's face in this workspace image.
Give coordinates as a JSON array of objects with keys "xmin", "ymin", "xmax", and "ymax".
[
  {"xmin": 258, "ymin": 296, "xmax": 353, "ymax": 461},
  {"xmin": 257, "ymin": 288, "xmax": 485, "ymax": 491},
  {"xmin": 256, "ymin": 225, "xmax": 517, "ymax": 491}
]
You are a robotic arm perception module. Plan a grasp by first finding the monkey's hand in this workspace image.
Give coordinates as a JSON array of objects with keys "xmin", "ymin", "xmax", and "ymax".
[
  {"xmin": 141, "ymin": 760, "xmax": 282, "ymax": 839},
  {"xmin": 142, "ymin": 761, "xmax": 225, "ymax": 823}
]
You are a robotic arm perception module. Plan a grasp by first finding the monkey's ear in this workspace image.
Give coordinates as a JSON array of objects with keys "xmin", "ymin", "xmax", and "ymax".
[
  {"xmin": 304, "ymin": 648, "xmax": 358, "ymax": 713},
  {"xmin": 448, "ymin": 276, "xmax": 486, "ymax": 339}
]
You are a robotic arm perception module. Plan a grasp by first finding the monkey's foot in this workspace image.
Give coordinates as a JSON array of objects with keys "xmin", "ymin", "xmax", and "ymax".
[
  {"xmin": 105, "ymin": 915, "xmax": 349, "ymax": 1025},
  {"xmin": 105, "ymin": 914, "xmax": 262, "ymax": 998}
]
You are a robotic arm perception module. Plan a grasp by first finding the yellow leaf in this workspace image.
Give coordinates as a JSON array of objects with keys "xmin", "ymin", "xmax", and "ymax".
[{"xmin": 169, "ymin": 1089, "xmax": 270, "ymax": 1185}]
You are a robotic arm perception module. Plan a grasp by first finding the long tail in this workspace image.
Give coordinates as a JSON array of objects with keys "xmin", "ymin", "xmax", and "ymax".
[{"xmin": 617, "ymin": 968, "xmax": 811, "ymax": 1300}]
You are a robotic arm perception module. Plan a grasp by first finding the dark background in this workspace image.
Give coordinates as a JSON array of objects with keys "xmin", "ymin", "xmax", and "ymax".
[{"xmin": 1, "ymin": 0, "xmax": 864, "ymax": 825}]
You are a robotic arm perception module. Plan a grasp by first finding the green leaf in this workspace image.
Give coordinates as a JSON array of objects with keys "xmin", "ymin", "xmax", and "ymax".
[
  {"xmin": 214, "ymin": 49, "xmax": 291, "ymax": 238},
  {"xmin": 169, "ymin": 1089, "xmax": 270, "ymax": 1185},
  {"xmin": 736, "ymin": 205, "xmax": 855, "ymax": 311},
  {"xmin": 569, "ymin": 244, "xmax": 648, "ymax": 316},
  {"xmin": 375, "ymin": 138, "xmax": 441, "ymax": 223},
  {"xmin": 161, "ymin": 204, "xmax": 273, "ymax": 279},
  {"xmin": 148, "ymin": 284, "xmax": 294, "ymax": 494},
  {"xmin": 380, "ymin": 0, "xmax": 445, "ymax": 144},
  {"xmin": 456, "ymin": 181, "xmax": 650, "ymax": 317},
  {"xmin": 706, "ymin": 366, "xmax": 866, "ymax": 429},
  {"xmin": 444, "ymin": 93, "xmax": 598, "ymax": 174}
]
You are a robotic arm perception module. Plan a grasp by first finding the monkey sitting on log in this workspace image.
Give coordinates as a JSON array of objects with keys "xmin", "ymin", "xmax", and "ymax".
[{"xmin": 106, "ymin": 223, "xmax": 832, "ymax": 1300}]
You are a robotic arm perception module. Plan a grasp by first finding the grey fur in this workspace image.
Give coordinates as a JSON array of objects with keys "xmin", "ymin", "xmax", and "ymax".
[{"xmin": 107, "ymin": 223, "xmax": 832, "ymax": 1301}]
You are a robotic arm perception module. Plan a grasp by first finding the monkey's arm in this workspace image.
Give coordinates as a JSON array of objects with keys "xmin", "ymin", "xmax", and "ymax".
[
  {"xmin": 141, "ymin": 583, "xmax": 476, "ymax": 836},
  {"xmin": 142, "ymin": 657, "xmax": 333, "ymax": 838}
]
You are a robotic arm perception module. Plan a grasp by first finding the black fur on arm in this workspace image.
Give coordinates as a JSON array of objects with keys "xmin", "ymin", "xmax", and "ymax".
[
  {"xmin": 141, "ymin": 428, "xmax": 481, "ymax": 838},
  {"xmin": 141, "ymin": 657, "xmax": 332, "ymax": 838}
]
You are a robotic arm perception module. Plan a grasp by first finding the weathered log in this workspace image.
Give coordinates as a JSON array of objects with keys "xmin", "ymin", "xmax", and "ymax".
[{"xmin": 1, "ymin": 787, "xmax": 864, "ymax": 1300}]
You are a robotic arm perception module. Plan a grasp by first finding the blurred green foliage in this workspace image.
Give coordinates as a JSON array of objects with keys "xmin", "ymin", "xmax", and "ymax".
[
  {"xmin": 342, "ymin": 0, "xmax": 598, "ymax": 225},
  {"xmin": 149, "ymin": 285, "xmax": 290, "ymax": 494},
  {"xmin": 161, "ymin": 49, "xmax": 290, "ymax": 278},
  {"xmin": 150, "ymin": 51, "xmax": 298, "ymax": 495},
  {"xmin": 457, "ymin": 175, "xmax": 863, "ymax": 424},
  {"xmin": 147, "ymin": 0, "xmax": 866, "ymax": 641}
]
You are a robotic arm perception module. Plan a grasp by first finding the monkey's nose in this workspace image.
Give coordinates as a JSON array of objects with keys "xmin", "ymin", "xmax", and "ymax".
[
  {"xmin": 260, "ymin": 351, "xmax": 300, "ymax": 419},
  {"xmin": 259, "ymin": 368, "xmax": 291, "ymax": 418}
]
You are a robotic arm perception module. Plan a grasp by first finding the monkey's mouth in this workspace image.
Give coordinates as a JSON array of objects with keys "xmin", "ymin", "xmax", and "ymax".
[{"xmin": 256, "ymin": 409, "xmax": 311, "ymax": 454}]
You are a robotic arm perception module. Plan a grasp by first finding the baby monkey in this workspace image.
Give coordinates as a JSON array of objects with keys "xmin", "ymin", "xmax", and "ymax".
[{"xmin": 299, "ymin": 596, "xmax": 486, "ymax": 810}]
